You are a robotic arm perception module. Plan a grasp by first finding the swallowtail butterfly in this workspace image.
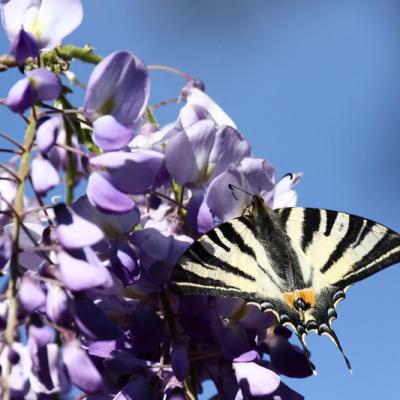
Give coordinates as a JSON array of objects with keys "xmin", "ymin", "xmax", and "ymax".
[{"xmin": 170, "ymin": 192, "xmax": 400, "ymax": 371}]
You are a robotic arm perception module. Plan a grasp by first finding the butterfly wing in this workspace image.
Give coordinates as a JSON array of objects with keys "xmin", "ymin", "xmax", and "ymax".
[
  {"xmin": 170, "ymin": 215, "xmax": 286, "ymax": 303},
  {"xmin": 275, "ymin": 207, "xmax": 400, "ymax": 369},
  {"xmin": 277, "ymin": 207, "xmax": 400, "ymax": 288}
]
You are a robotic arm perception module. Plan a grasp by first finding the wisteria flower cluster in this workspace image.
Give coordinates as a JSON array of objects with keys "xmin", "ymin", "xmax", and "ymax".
[{"xmin": 0, "ymin": 1, "xmax": 310, "ymax": 399}]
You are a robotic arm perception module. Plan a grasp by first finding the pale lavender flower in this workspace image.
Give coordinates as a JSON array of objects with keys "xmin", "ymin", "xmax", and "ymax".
[
  {"xmin": 63, "ymin": 339, "xmax": 102, "ymax": 394},
  {"xmin": 233, "ymin": 351, "xmax": 280, "ymax": 398},
  {"xmin": 84, "ymin": 51, "xmax": 150, "ymax": 150},
  {"xmin": 9, "ymin": 26, "xmax": 39, "ymax": 64},
  {"xmin": 87, "ymin": 172, "xmax": 136, "ymax": 213},
  {"xmin": 179, "ymin": 85, "xmax": 237, "ymax": 129},
  {"xmin": 57, "ymin": 249, "xmax": 112, "ymax": 291},
  {"xmin": 165, "ymin": 120, "xmax": 250, "ymax": 186},
  {"xmin": 30, "ymin": 156, "xmax": 60, "ymax": 195},
  {"xmin": 54, "ymin": 203, "xmax": 104, "ymax": 249},
  {"xmin": 1, "ymin": 0, "xmax": 83, "ymax": 50},
  {"xmin": 207, "ymin": 157, "xmax": 302, "ymax": 222},
  {"xmin": 6, "ymin": 68, "xmax": 61, "ymax": 112},
  {"xmin": 18, "ymin": 276, "xmax": 46, "ymax": 313},
  {"xmin": 36, "ymin": 116, "xmax": 61, "ymax": 153}
]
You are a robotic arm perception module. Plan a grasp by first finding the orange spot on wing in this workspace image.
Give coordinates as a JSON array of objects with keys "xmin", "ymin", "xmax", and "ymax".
[{"xmin": 284, "ymin": 289, "xmax": 316, "ymax": 308}]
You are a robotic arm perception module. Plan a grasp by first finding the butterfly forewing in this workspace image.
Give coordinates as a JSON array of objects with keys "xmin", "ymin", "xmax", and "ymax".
[
  {"xmin": 171, "ymin": 216, "xmax": 285, "ymax": 302},
  {"xmin": 277, "ymin": 207, "xmax": 400, "ymax": 287}
]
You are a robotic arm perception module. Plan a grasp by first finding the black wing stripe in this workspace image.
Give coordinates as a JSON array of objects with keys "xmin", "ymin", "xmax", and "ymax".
[
  {"xmin": 346, "ymin": 231, "xmax": 397, "ymax": 275},
  {"xmin": 185, "ymin": 250, "xmax": 215, "ymax": 270},
  {"xmin": 325, "ymin": 210, "xmax": 337, "ymax": 236},
  {"xmin": 336, "ymin": 232, "xmax": 400, "ymax": 285},
  {"xmin": 277, "ymin": 208, "xmax": 291, "ymax": 228},
  {"xmin": 172, "ymin": 264, "xmax": 239, "ymax": 290},
  {"xmin": 353, "ymin": 219, "xmax": 374, "ymax": 248},
  {"xmin": 191, "ymin": 242, "xmax": 256, "ymax": 281},
  {"xmin": 301, "ymin": 208, "xmax": 321, "ymax": 251},
  {"xmin": 238, "ymin": 216, "xmax": 256, "ymax": 235},
  {"xmin": 321, "ymin": 214, "xmax": 365, "ymax": 273},
  {"xmin": 217, "ymin": 222, "xmax": 257, "ymax": 260},
  {"xmin": 207, "ymin": 229, "xmax": 230, "ymax": 252}
]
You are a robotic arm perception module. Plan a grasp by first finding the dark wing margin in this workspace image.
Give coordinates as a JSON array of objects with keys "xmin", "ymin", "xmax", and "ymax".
[{"xmin": 275, "ymin": 207, "xmax": 400, "ymax": 287}]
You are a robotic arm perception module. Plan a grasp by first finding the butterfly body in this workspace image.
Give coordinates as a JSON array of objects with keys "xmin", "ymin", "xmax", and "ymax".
[{"xmin": 170, "ymin": 195, "xmax": 400, "ymax": 370}]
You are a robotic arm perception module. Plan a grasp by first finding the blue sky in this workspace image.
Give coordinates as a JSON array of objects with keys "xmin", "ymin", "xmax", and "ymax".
[{"xmin": 1, "ymin": 1, "xmax": 400, "ymax": 399}]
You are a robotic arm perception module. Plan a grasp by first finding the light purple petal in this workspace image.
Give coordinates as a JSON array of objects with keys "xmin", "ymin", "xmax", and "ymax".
[
  {"xmin": 206, "ymin": 163, "xmax": 244, "ymax": 222},
  {"xmin": 87, "ymin": 172, "xmax": 135, "ymax": 213},
  {"xmin": 4, "ymin": 222, "xmax": 44, "ymax": 271},
  {"xmin": 71, "ymin": 196, "xmax": 140, "ymax": 239},
  {"xmin": 110, "ymin": 240, "xmax": 140, "ymax": 285},
  {"xmin": 186, "ymin": 188, "xmax": 214, "ymax": 236},
  {"xmin": 272, "ymin": 172, "xmax": 303, "ymax": 209},
  {"xmin": 9, "ymin": 27, "xmax": 39, "ymax": 64},
  {"xmin": 57, "ymin": 250, "xmax": 112, "ymax": 291},
  {"xmin": 165, "ymin": 120, "xmax": 215, "ymax": 185},
  {"xmin": 27, "ymin": 68, "xmax": 61, "ymax": 100},
  {"xmin": 207, "ymin": 157, "xmax": 276, "ymax": 222},
  {"xmin": 54, "ymin": 204, "xmax": 104, "ymax": 249},
  {"xmin": 45, "ymin": 283, "xmax": 69, "ymax": 324},
  {"xmin": 93, "ymin": 114, "xmax": 135, "ymax": 151},
  {"xmin": 18, "ymin": 277, "xmax": 46, "ymax": 312},
  {"xmin": 165, "ymin": 129, "xmax": 198, "ymax": 185},
  {"xmin": 241, "ymin": 157, "xmax": 276, "ymax": 198},
  {"xmin": 233, "ymin": 361, "xmax": 280, "ymax": 396},
  {"xmin": 183, "ymin": 87, "xmax": 237, "ymax": 128},
  {"xmin": 178, "ymin": 103, "xmax": 211, "ymax": 128},
  {"xmin": 89, "ymin": 150, "xmax": 164, "ymax": 194},
  {"xmin": 233, "ymin": 350, "xmax": 259, "ymax": 363},
  {"xmin": 31, "ymin": 157, "xmax": 60, "ymax": 195},
  {"xmin": 6, "ymin": 77, "xmax": 35, "ymax": 112},
  {"xmin": 1, "ymin": 0, "xmax": 83, "ymax": 50},
  {"xmin": 208, "ymin": 125, "xmax": 251, "ymax": 180},
  {"xmin": 63, "ymin": 339, "xmax": 102, "ymax": 394},
  {"xmin": 131, "ymin": 220, "xmax": 172, "ymax": 261},
  {"xmin": 84, "ymin": 51, "xmax": 150, "ymax": 125},
  {"xmin": 36, "ymin": 116, "xmax": 60, "ymax": 153}
]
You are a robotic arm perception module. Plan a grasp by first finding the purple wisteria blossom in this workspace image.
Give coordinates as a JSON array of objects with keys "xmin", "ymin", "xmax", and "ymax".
[
  {"xmin": 6, "ymin": 67, "xmax": 61, "ymax": 112},
  {"xmin": 0, "ymin": 6, "xmax": 311, "ymax": 399},
  {"xmin": 84, "ymin": 51, "xmax": 150, "ymax": 150},
  {"xmin": 1, "ymin": 0, "xmax": 83, "ymax": 50},
  {"xmin": 207, "ymin": 157, "xmax": 302, "ymax": 221},
  {"xmin": 9, "ymin": 26, "xmax": 39, "ymax": 64},
  {"xmin": 165, "ymin": 120, "xmax": 250, "ymax": 186}
]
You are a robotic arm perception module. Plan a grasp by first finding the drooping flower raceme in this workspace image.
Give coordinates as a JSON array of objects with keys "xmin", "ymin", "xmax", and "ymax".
[{"xmin": 0, "ymin": 5, "xmax": 311, "ymax": 400}]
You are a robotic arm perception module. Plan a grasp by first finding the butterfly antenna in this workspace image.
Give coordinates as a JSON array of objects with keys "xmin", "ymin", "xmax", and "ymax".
[
  {"xmin": 325, "ymin": 328, "xmax": 352, "ymax": 373},
  {"xmin": 296, "ymin": 332, "xmax": 317, "ymax": 375},
  {"xmin": 228, "ymin": 184, "xmax": 253, "ymax": 200}
]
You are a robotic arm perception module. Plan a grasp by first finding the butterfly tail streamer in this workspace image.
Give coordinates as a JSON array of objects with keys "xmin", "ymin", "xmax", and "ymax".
[{"xmin": 296, "ymin": 333, "xmax": 317, "ymax": 375}]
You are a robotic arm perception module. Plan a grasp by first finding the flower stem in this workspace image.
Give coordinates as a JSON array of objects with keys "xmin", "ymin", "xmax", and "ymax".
[
  {"xmin": 2, "ymin": 109, "xmax": 37, "ymax": 400},
  {"xmin": 160, "ymin": 289, "xmax": 197, "ymax": 400}
]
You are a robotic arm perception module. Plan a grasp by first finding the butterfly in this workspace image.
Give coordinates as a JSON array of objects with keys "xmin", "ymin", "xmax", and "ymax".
[{"xmin": 170, "ymin": 190, "xmax": 400, "ymax": 371}]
